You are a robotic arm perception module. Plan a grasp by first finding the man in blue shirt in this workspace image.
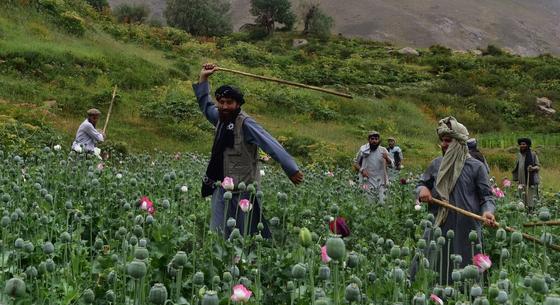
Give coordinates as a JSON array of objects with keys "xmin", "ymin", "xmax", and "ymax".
[{"xmin": 193, "ymin": 63, "xmax": 304, "ymax": 238}]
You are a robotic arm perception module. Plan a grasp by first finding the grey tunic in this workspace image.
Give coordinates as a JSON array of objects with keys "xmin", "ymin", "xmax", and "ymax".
[
  {"xmin": 72, "ymin": 119, "xmax": 104, "ymax": 152},
  {"xmin": 413, "ymin": 157, "xmax": 496, "ymax": 283},
  {"xmin": 193, "ymin": 81, "xmax": 300, "ymax": 237}
]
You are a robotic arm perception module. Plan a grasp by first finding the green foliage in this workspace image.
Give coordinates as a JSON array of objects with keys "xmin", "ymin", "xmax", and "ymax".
[
  {"xmin": 85, "ymin": 0, "xmax": 108, "ymax": 11},
  {"xmin": 59, "ymin": 10, "xmax": 86, "ymax": 36},
  {"xmin": 303, "ymin": 5, "xmax": 333, "ymax": 40},
  {"xmin": 165, "ymin": 0, "xmax": 232, "ymax": 37},
  {"xmin": 483, "ymin": 44, "xmax": 504, "ymax": 56},
  {"xmin": 113, "ymin": 3, "xmax": 150, "ymax": 24},
  {"xmin": 250, "ymin": 0, "xmax": 295, "ymax": 35}
]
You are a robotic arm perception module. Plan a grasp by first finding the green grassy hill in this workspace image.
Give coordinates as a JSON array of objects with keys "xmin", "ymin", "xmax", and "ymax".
[{"xmin": 1, "ymin": 1, "xmax": 560, "ymax": 189}]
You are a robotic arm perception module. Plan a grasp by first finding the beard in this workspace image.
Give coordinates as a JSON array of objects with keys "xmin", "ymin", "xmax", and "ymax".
[
  {"xmin": 219, "ymin": 108, "xmax": 240, "ymax": 122},
  {"xmin": 369, "ymin": 143, "xmax": 379, "ymax": 151}
]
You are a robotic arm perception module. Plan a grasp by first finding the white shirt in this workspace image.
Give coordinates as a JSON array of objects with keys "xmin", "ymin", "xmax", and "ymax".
[{"xmin": 72, "ymin": 119, "xmax": 104, "ymax": 152}]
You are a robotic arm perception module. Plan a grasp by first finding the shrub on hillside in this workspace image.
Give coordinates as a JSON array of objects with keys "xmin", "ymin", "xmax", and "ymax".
[
  {"xmin": 429, "ymin": 44, "xmax": 452, "ymax": 56},
  {"xmin": 250, "ymin": 0, "xmax": 295, "ymax": 35},
  {"xmin": 165, "ymin": 0, "xmax": 232, "ymax": 37},
  {"xmin": 482, "ymin": 44, "xmax": 504, "ymax": 56},
  {"xmin": 86, "ymin": 0, "xmax": 108, "ymax": 11},
  {"xmin": 222, "ymin": 42, "xmax": 272, "ymax": 67},
  {"xmin": 529, "ymin": 65, "xmax": 560, "ymax": 82},
  {"xmin": 59, "ymin": 11, "xmax": 86, "ymax": 36},
  {"xmin": 303, "ymin": 5, "xmax": 333, "ymax": 40},
  {"xmin": 113, "ymin": 3, "xmax": 149, "ymax": 24}
]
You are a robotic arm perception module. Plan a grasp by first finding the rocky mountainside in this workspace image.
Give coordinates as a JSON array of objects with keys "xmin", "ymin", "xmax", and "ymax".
[{"xmin": 108, "ymin": 0, "xmax": 560, "ymax": 56}]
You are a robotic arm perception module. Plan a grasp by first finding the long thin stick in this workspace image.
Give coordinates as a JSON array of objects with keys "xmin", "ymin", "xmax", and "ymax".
[
  {"xmin": 216, "ymin": 67, "xmax": 353, "ymax": 99},
  {"xmin": 524, "ymin": 220, "xmax": 560, "ymax": 227},
  {"xmin": 430, "ymin": 198, "xmax": 560, "ymax": 252},
  {"xmin": 102, "ymin": 85, "xmax": 118, "ymax": 134}
]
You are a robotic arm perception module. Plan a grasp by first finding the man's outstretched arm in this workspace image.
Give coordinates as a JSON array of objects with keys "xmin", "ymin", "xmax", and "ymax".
[{"xmin": 192, "ymin": 63, "xmax": 219, "ymax": 126}]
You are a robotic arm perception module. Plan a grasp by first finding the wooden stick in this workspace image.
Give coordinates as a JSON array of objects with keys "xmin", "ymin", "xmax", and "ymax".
[
  {"xmin": 102, "ymin": 85, "xmax": 118, "ymax": 134},
  {"xmin": 524, "ymin": 220, "xmax": 560, "ymax": 227},
  {"xmin": 216, "ymin": 67, "xmax": 353, "ymax": 99},
  {"xmin": 430, "ymin": 198, "xmax": 560, "ymax": 252}
]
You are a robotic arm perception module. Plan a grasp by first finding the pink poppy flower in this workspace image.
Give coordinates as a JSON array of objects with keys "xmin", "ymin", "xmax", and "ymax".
[
  {"xmin": 321, "ymin": 246, "xmax": 331, "ymax": 263},
  {"xmin": 329, "ymin": 217, "xmax": 350, "ymax": 237},
  {"xmin": 222, "ymin": 177, "xmax": 235, "ymax": 191},
  {"xmin": 239, "ymin": 199, "xmax": 252, "ymax": 212},
  {"xmin": 473, "ymin": 253, "xmax": 492, "ymax": 271},
  {"xmin": 139, "ymin": 196, "xmax": 155, "ymax": 215},
  {"xmin": 96, "ymin": 162, "xmax": 104, "ymax": 170},
  {"xmin": 361, "ymin": 184, "xmax": 369, "ymax": 191},
  {"xmin": 492, "ymin": 187, "xmax": 505, "ymax": 198},
  {"xmin": 326, "ymin": 171, "xmax": 334, "ymax": 177},
  {"xmin": 231, "ymin": 284, "xmax": 252, "ymax": 302},
  {"xmin": 430, "ymin": 294, "xmax": 444, "ymax": 305},
  {"xmin": 502, "ymin": 178, "xmax": 511, "ymax": 188}
]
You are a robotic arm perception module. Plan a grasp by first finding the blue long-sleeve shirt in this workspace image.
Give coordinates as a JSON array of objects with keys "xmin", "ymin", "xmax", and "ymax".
[{"xmin": 193, "ymin": 81, "xmax": 299, "ymax": 177}]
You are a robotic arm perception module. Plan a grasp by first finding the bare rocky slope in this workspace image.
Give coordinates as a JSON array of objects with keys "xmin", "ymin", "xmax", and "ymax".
[{"xmin": 108, "ymin": 0, "xmax": 560, "ymax": 55}]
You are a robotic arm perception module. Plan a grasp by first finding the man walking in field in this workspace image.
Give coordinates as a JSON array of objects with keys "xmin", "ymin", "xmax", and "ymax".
[
  {"xmin": 72, "ymin": 108, "xmax": 105, "ymax": 157},
  {"xmin": 415, "ymin": 116, "xmax": 496, "ymax": 283},
  {"xmin": 193, "ymin": 63, "xmax": 304, "ymax": 238},
  {"xmin": 512, "ymin": 138, "xmax": 540, "ymax": 210},
  {"xmin": 387, "ymin": 136, "xmax": 403, "ymax": 180},
  {"xmin": 354, "ymin": 131, "xmax": 393, "ymax": 203}
]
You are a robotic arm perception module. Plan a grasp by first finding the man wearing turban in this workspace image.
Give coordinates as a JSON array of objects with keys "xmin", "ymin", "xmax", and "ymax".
[
  {"xmin": 193, "ymin": 63, "xmax": 304, "ymax": 238},
  {"xmin": 512, "ymin": 138, "xmax": 540, "ymax": 210},
  {"xmin": 414, "ymin": 117, "xmax": 496, "ymax": 283}
]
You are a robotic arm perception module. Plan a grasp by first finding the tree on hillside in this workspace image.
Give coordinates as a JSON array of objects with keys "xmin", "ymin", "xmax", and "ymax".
[
  {"xmin": 250, "ymin": 0, "xmax": 296, "ymax": 35},
  {"xmin": 113, "ymin": 3, "xmax": 150, "ymax": 24},
  {"xmin": 301, "ymin": 2, "xmax": 333, "ymax": 39},
  {"xmin": 165, "ymin": 0, "xmax": 232, "ymax": 37},
  {"xmin": 86, "ymin": 0, "xmax": 109, "ymax": 12}
]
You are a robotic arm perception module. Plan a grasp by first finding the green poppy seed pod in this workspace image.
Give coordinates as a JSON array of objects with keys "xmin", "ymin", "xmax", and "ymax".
[
  {"xmin": 326, "ymin": 236, "xmax": 346, "ymax": 261},
  {"xmin": 422, "ymin": 257, "xmax": 430, "ymax": 268},
  {"xmin": 498, "ymin": 248, "xmax": 510, "ymax": 261},
  {"xmin": 523, "ymin": 276, "xmax": 532, "ymax": 287},
  {"xmin": 541, "ymin": 232, "xmax": 553, "ymax": 245},
  {"xmin": 173, "ymin": 251, "xmax": 188, "ymax": 268},
  {"xmin": 315, "ymin": 298, "xmax": 329, "ymax": 305},
  {"xmin": 256, "ymin": 191, "xmax": 263, "ymax": 199},
  {"xmin": 464, "ymin": 265, "xmax": 479, "ymax": 280},
  {"xmin": 495, "ymin": 290, "xmax": 508, "ymax": 304},
  {"xmin": 318, "ymin": 265, "xmax": 330, "ymax": 281},
  {"xmin": 434, "ymin": 227, "xmax": 442, "ymax": 238},
  {"xmin": 292, "ymin": 263, "xmax": 307, "ymax": 279},
  {"xmin": 117, "ymin": 227, "xmax": 127, "ymax": 237},
  {"xmin": 538, "ymin": 208, "xmax": 551, "ymax": 221},
  {"xmin": 314, "ymin": 288, "xmax": 327, "ymax": 299},
  {"xmin": 146, "ymin": 215, "xmax": 154, "ymax": 224},
  {"xmin": 23, "ymin": 241, "xmax": 34, "ymax": 253},
  {"xmin": 344, "ymin": 283, "xmax": 361, "ymax": 302},
  {"xmin": 15, "ymin": 238, "xmax": 24, "ymax": 249},
  {"xmin": 413, "ymin": 293, "xmax": 427, "ymax": 305},
  {"xmin": 237, "ymin": 182, "xmax": 246, "ymax": 191},
  {"xmin": 129, "ymin": 236, "xmax": 138, "ymax": 246},
  {"xmin": 499, "ymin": 270, "xmax": 508, "ymax": 280},
  {"xmin": 478, "ymin": 297, "xmax": 490, "ymax": 305},
  {"xmin": 496, "ymin": 228, "xmax": 507, "ymax": 242},
  {"xmin": 43, "ymin": 241, "xmax": 54, "ymax": 254},
  {"xmin": 212, "ymin": 275, "xmax": 221, "ymax": 286},
  {"xmin": 299, "ymin": 227, "xmax": 312, "ymax": 247},
  {"xmin": 454, "ymin": 254, "xmax": 463, "ymax": 265},
  {"xmin": 287, "ymin": 281, "xmax": 295, "ymax": 291},
  {"xmin": 133, "ymin": 225, "xmax": 143, "ymax": 237},
  {"xmin": 433, "ymin": 286, "xmax": 443, "ymax": 297},
  {"xmin": 470, "ymin": 284, "xmax": 483, "ymax": 297},
  {"xmin": 385, "ymin": 239, "xmax": 395, "ymax": 248},
  {"xmin": 94, "ymin": 238, "xmax": 104, "ymax": 250},
  {"xmin": 223, "ymin": 271, "xmax": 233, "ymax": 283},
  {"xmin": 270, "ymin": 217, "xmax": 280, "ymax": 226},
  {"xmin": 38, "ymin": 262, "xmax": 47, "ymax": 274},
  {"xmin": 1, "ymin": 215, "xmax": 10, "ymax": 227},
  {"xmin": 135, "ymin": 215, "xmax": 144, "ymax": 225},
  {"xmin": 444, "ymin": 286, "xmax": 454, "ymax": 298},
  {"xmin": 393, "ymin": 267, "xmax": 405, "ymax": 282},
  {"xmin": 376, "ymin": 237, "xmax": 385, "ymax": 246},
  {"xmin": 417, "ymin": 239, "xmax": 427, "ymax": 249},
  {"xmin": 405, "ymin": 218, "xmax": 415, "ymax": 229},
  {"xmin": 162, "ymin": 200, "xmax": 170, "ymax": 209},
  {"xmin": 127, "ymin": 259, "xmax": 147, "ymax": 279},
  {"xmin": 544, "ymin": 294, "xmax": 560, "ymax": 305},
  {"xmin": 531, "ymin": 275, "xmax": 549, "ymax": 294},
  {"xmin": 226, "ymin": 217, "xmax": 236, "ymax": 228},
  {"xmin": 469, "ymin": 230, "xmax": 478, "ymax": 243},
  {"xmin": 193, "ymin": 271, "xmax": 205, "ymax": 285},
  {"xmin": 45, "ymin": 194, "xmax": 53, "ymax": 203},
  {"xmin": 347, "ymin": 252, "xmax": 359, "ymax": 268},
  {"xmin": 105, "ymin": 290, "xmax": 116, "ymax": 303},
  {"xmin": 350, "ymin": 275, "xmax": 362, "ymax": 288},
  {"xmin": 223, "ymin": 191, "xmax": 232, "ymax": 200},
  {"xmin": 4, "ymin": 277, "xmax": 26, "ymax": 298},
  {"xmin": 25, "ymin": 266, "xmax": 38, "ymax": 278},
  {"xmin": 390, "ymin": 246, "xmax": 401, "ymax": 259},
  {"xmin": 367, "ymin": 271, "xmax": 376, "ymax": 282},
  {"xmin": 511, "ymin": 231, "xmax": 523, "ymax": 244},
  {"xmin": 149, "ymin": 283, "xmax": 168, "ymax": 305},
  {"xmin": 247, "ymin": 184, "xmax": 256, "ymax": 193},
  {"xmin": 229, "ymin": 228, "xmax": 241, "ymax": 240},
  {"xmin": 230, "ymin": 265, "xmax": 240, "ymax": 277},
  {"xmin": 330, "ymin": 204, "xmax": 339, "ymax": 215},
  {"xmin": 401, "ymin": 247, "xmax": 410, "ymax": 257},
  {"xmin": 134, "ymin": 247, "xmax": 149, "ymax": 260},
  {"xmin": 139, "ymin": 238, "xmax": 148, "ymax": 247},
  {"xmin": 45, "ymin": 258, "xmax": 55, "ymax": 272},
  {"xmin": 446, "ymin": 229, "xmax": 455, "ymax": 239},
  {"xmin": 451, "ymin": 270, "xmax": 462, "ymax": 282},
  {"xmin": 488, "ymin": 284, "xmax": 499, "ymax": 299},
  {"xmin": 429, "ymin": 241, "xmax": 437, "ymax": 251},
  {"xmin": 292, "ymin": 226, "xmax": 301, "ymax": 235},
  {"xmin": 60, "ymin": 232, "xmax": 71, "ymax": 243},
  {"xmin": 437, "ymin": 236, "xmax": 446, "ymax": 246},
  {"xmin": 107, "ymin": 271, "xmax": 116, "ymax": 284},
  {"xmin": 83, "ymin": 288, "xmax": 95, "ymax": 304}
]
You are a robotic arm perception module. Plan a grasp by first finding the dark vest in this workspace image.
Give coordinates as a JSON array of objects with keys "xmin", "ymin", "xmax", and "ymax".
[{"xmin": 223, "ymin": 111, "xmax": 259, "ymax": 184}]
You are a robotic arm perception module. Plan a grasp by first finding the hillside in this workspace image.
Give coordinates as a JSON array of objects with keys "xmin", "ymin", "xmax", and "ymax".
[
  {"xmin": 1, "ymin": 1, "xmax": 560, "ymax": 188},
  {"xmin": 108, "ymin": 0, "xmax": 560, "ymax": 56}
]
